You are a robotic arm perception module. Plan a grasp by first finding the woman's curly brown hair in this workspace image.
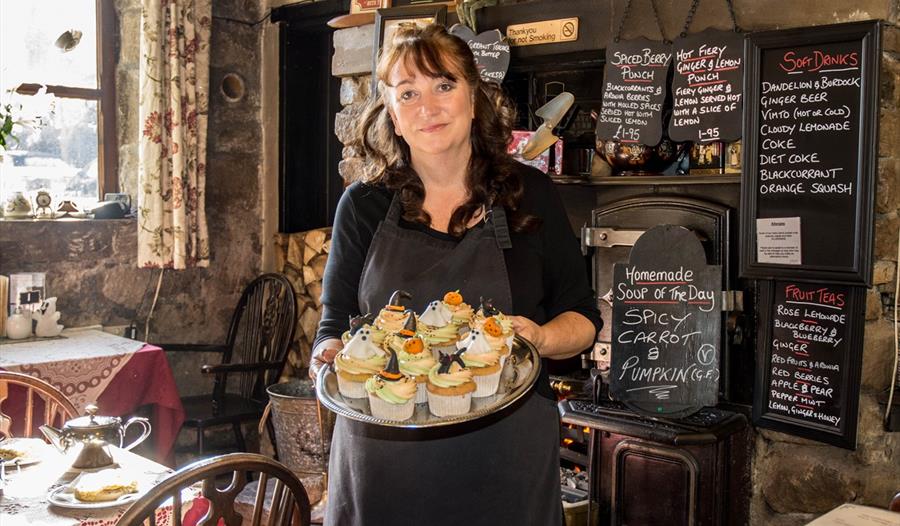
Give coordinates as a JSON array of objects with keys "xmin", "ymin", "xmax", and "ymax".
[{"xmin": 351, "ymin": 23, "xmax": 539, "ymax": 237}]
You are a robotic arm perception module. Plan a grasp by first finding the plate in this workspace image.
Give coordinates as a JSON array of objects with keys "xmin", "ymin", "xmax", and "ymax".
[
  {"xmin": 47, "ymin": 472, "xmax": 143, "ymax": 510},
  {"xmin": 0, "ymin": 437, "xmax": 53, "ymax": 467},
  {"xmin": 317, "ymin": 335, "xmax": 541, "ymax": 428}
]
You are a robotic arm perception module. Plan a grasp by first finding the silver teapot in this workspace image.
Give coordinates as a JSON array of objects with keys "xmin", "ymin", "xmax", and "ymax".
[{"xmin": 39, "ymin": 403, "xmax": 151, "ymax": 469}]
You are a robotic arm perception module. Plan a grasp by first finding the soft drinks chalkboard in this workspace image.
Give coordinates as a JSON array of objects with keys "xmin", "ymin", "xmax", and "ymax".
[
  {"xmin": 753, "ymin": 280, "xmax": 864, "ymax": 449},
  {"xmin": 610, "ymin": 225, "xmax": 721, "ymax": 418},
  {"xmin": 740, "ymin": 21, "xmax": 879, "ymax": 285},
  {"xmin": 595, "ymin": 38, "xmax": 672, "ymax": 147},
  {"xmin": 668, "ymin": 29, "xmax": 744, "ymax": 143}
]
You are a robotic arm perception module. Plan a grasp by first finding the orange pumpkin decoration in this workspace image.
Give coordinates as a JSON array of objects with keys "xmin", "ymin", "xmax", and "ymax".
[
  {"xmin": 403, "ymin": 337, "xmax": 425, "ymax": 355},
  {"xmin": 483, "ymin": 317, "xmax": 503, "ymax": 337},
  {"xmin": 443, "ymin": 290, "xmax": 463, "ymax": 306}
]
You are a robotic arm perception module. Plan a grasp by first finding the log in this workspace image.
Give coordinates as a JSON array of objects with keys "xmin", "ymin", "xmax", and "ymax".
[
  {"xmin": 310, "ymin": 254, "xmax": 328, "ymax": 281},
  {"xmin": 299, "ymin": 305, "xmax": 321, "ymax": 342},
  {"xmin": 287, "ymin": 234, "xmax": 304, "ymax": 268},
  {"xmin": 307, "ymin": 281, "xmax": 323, "ymax": 306},
  {"xmin": 304, "ymin": 229, "xmax": 327, "ymax": 253},
  {"xmin": 302, "ymin": 265, "xmax": 318, "ymax": 286}
]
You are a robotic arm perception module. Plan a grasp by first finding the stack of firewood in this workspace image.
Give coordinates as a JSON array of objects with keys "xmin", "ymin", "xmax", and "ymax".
[{"xmin": 274, "ymin": 228, "xmax": 332, "ymax": 379}]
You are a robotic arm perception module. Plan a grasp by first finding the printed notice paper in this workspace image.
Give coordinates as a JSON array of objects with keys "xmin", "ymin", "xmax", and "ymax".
[
  {"xmin": 805, "ymin": 503, "xmax": 900, "ymax": 525},
  {"xmin": 757, "ymin": 217, "xmax": 801, "ymax": 265}
]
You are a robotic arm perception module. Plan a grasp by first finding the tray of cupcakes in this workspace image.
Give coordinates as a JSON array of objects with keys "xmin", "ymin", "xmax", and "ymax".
[{"xmin": 316, "ymin": 290, "xmax": 540, "ymax": 428}]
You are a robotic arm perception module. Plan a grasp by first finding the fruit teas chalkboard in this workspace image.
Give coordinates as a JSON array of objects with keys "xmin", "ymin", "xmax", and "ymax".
[
  {"xmin": 740, "ymin": 20, "xmax": 880, "ymax": 286},
  {"xmin": 610, "ymin": 225, "xmax": 721, "ymax": 419},
  {"xmin": 752, "ymin": 280, "xmax": 864, "ymax": 449}
]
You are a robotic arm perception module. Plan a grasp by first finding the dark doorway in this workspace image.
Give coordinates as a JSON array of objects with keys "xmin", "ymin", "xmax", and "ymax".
[{"xmin": 273, "ymin": 1, "xmax": 347, "ymax": 233}]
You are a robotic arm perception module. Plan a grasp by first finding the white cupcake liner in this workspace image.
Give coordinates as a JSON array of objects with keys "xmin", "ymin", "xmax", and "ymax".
[
  {"xmin": 470, "ymin": 368, "xmax": 502, "ymax": 398},
  {"xmin": 367, "ymin": 393, "xmax": 415, "ymax": 421},
  {"xmin": 415, "ymin": 382, "xmax": 428, "ymax": 404},
  {"xmin": 336, "ymin": 374, "xmax": 368, "ymax": 399},
  {"xmin": 427, "ymin": 390, "xmax": 473, "ymax": 416}
]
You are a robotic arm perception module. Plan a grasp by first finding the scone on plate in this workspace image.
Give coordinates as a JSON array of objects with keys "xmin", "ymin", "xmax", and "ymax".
[{"xmin": 73, "ymin": 470, "xmax": 139, "ymax": 502}]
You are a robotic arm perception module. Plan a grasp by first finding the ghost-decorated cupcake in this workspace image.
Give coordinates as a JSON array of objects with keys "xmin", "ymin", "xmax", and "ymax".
[
  {"xmin": 458, "ymin": 328, "xmax": 503, "ymax": 398},
  {"xmin": 365, "ymin": 349, "xmax": 417, "ymax": 421},
  {"xmin": 340, "ymin": 313, "xmax": 387, "ymax": 347},
  {"xmin": 441, "ymin": 290, "xmax": 474, "ymax": 333},
  {"xmin": 374, "ymin": 290, "xmax": 414, "ymax": 333},
  {"xmin": 334, "ymin": 324, "xmax": 389, "ymax": 399},
  {"xmin": 470, "ymin": 297, "xmax": 515, "ymax": 357},
  {"xmin": 418, "ymin": 299, "xmax": 460, "ymax": 360},
  {"xmin": 427, "ymin": 349, "xmax": 476, "ymax": 417},
  {"xmin": 384, "ymin": 313, "xmax": 435, "ymax": 404}
]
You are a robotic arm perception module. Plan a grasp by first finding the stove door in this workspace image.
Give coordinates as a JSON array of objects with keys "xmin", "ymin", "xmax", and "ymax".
[{"xmin": 584, "ymin": 195, "xmax": 736, "ymax": 400}]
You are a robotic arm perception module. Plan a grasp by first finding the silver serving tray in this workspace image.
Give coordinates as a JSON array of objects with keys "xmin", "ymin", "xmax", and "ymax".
[{"xmin": 316, "ymin": 335, "xmax": 541, "ymax": 428}]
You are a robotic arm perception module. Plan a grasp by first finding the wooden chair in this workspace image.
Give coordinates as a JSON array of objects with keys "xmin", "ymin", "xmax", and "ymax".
[
  {"xmin": 0, "ymin": 371, "xmax": 78, "ymax": 439},
  {"xmin": 890, "ymin": 491, "xmax": 900, "ymax": 513},
  {"xmin": 118, "ymin": 452, "xmax": 311, "ymax": 526},
  {"xmin": 162, "ymin": 273, "xmax": 297, "ymax": 455}
]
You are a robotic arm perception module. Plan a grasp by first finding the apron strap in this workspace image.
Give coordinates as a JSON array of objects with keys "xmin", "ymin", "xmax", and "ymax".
[
  {"xmin": 385, "ymin": 192, "xmax": 404, "ymax": 224},
  {"xmin": 489, "ymin": 206, "xmax": 513, "ymax": 250}
]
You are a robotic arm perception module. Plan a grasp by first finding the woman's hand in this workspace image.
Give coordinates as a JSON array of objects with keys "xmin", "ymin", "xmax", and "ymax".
[
  {"xmin": 309, "ymin": 338, "xmax": 342, "ymax": 383},
  {"xmin": 509, "ymin": 312, "xmax": 596, "ymax": 360},
  {"xmin": 509, "ymin": 315, "xmax": 547, "ymax": 352}
]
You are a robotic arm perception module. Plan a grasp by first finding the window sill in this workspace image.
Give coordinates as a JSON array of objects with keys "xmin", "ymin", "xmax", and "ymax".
[{"xmin": 0, "ymin": 216, "xmax": 135, "ymax": 223}]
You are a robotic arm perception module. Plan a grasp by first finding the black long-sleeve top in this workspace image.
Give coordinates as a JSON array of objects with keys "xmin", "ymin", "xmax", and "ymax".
[{"xmin": 314, "ymin": 163, "xmax": 602, "ymax": 394}]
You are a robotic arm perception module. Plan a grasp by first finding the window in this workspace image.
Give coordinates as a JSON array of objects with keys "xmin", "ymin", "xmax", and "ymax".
[{"xmin": 0, "ymin": 0, "xmax": 116, "ymax": 211}]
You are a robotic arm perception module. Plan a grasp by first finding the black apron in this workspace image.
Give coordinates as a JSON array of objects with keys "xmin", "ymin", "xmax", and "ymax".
[{"xmin": 325, "ymin": 193, "xmax": 562, "ymax": 526}]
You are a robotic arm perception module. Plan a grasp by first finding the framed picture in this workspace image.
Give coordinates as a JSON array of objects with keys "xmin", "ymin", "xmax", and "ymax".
[
  {"xmin": 372, "ymin": 5, "xmax": 448, "ymax": 93},
  {"xmin": 689, "ymin": 141, "xmax": 724, "ymax": 175},
  {"xmin": 350, "ymin": 0, "xmax": 391, "ymax": 15}
]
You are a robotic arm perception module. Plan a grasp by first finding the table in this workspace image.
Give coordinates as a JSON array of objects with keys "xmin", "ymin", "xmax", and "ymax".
[
  {"xmin": 0, "ymin": 329, "xmax": 185, "ymax": 463},
  {"xmin": 0, "ymin": 443, "xmax": 204, "ymax": 526}
]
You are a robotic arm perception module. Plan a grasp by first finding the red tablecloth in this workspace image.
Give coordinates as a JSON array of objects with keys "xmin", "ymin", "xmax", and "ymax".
[{"xmin": 1, "ymin": 343, "xmax": 184, "ymax": 465}]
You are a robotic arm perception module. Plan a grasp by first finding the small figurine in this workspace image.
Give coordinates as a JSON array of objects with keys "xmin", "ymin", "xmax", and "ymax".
[{"xmin": 33, "ymin": 297, "xmax": 64, "ymax": 337}]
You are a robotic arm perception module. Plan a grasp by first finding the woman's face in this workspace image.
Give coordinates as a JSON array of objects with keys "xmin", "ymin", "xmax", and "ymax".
[{"xmin": 385, "ymin": 60, "xmax": 475, "ymax": 161}]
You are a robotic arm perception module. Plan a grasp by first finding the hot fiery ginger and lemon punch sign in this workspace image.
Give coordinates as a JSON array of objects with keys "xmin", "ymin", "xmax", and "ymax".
[{"xmin": 333, "ymin": 290, "xmax": 516, "ymax": 421}]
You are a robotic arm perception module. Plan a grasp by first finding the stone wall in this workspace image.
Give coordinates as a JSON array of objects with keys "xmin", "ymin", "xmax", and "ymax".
[
  {"xmin": 328, "ymin": 2, "xmax": 900, "ymax": 524},
  {"xmin": 0, "ymin": 0, "xmax": 269, "ymax": 397}
]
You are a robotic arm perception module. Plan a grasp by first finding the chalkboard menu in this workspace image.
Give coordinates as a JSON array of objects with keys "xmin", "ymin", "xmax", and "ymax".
[
  {"xmin": 596, "ymin": 38, "xmax": 672, "ymax": 146},
  {"xmin": 610, "ymin": 225, "xmax": 721, "ymax": 418},
  {"xmin": 740, "ymin": 21, "xmax": 880, "ymax": 285},
  {"xmin": 753, "ymin": 280, "xmax": 864, "ymax": 449},
  {"xmin": 668, "ymin": 29, "xmax": 744, "ymax": 143},
  {"xmin": 449, "ymin": 25, "xmax": 510, "ymax": 83}
]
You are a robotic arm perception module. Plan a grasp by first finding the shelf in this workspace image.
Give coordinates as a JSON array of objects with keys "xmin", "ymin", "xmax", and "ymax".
[{"xmin": 551, "ymin": 175, "xmax": 742, "ymax": 186}]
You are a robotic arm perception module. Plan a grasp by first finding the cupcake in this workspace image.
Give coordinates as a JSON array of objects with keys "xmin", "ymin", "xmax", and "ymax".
[
  {"xmin": 374, "ymin": 290, "xmax": 414, "ymax": 333},
  {"xmin": 418, "ymin": 300, "xmax": 461, "ymax": 359},
  {"xmin": 459, "ymin": 329, "xmax": 503, "ymax": 398},
  {"xmin": 385, "ymin": 314, "xmax": 435, "ymax": 404},
  {"xmin": 334, "ymin": 325, "xmax": 388, "ymax": 399},
  {"xmin": 441, "ymin": 290, "xmax": 474, "ymax": 333},
  {"xmin": 470, "ymin": 297, "xmax": 515, "ymax": 356},
  {"xmin": 365, "ymin": 349, "xmax": 417, "ymax": 421},
  {"xmin": 340, "ymin": 313, "xmax": 387, "ymax": 347},
  {"xmin": 427, "ymin": 349, "xmax": 476, "ymax": 417}
]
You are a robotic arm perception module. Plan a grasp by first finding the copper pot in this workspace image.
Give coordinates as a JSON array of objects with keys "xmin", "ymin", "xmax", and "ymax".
[{"xmin": 596, "ymin": 137, "xmax": 685, "ymax": 175}]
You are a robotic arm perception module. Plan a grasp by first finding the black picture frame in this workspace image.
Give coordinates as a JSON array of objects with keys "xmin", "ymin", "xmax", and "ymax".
[
  {"xmin": 752, "ymin": 280, "xmax": 865, "ymax": 449},
  {"xmin": 371, "ymin": 4, "xmax": 448, "ymax": 94},
  {"xmin": 739, "ymin": 20, "xmax": 880, "ymax": 286}
]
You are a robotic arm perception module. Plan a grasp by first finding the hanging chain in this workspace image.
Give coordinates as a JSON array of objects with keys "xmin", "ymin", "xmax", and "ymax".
[
  {"xmin": 614, "ymin": 0, "xmax": 633, "ymax": 43},
  {"xmin": 648, "ymin": 0, "xmax": 670, "ymax": 43},
  {"xmin": 680, "ymin": 0, "xmax": 701, "ymax": 38},
  {"xmin": 725, "ymin": 0, "xmax": 741, "ymax": 33}
]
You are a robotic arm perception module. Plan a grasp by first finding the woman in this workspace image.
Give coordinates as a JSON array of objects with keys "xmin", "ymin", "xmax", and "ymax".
[{"xmin": 311, "ymin": 24, "xmax": 601, "ymax": 525}]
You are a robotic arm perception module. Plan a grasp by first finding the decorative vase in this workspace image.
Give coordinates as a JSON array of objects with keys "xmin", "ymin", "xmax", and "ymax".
[
  {"xmin": 6, "ymin": 309, "xmax": 32, "ymax": 339},
  {"xmin": 3, "ymin": 191, "xmax": 33, "ymax": 218}
]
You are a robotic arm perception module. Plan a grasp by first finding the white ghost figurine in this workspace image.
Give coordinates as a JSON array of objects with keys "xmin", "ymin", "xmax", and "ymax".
[{"xmin": 33, "ymin": 297, "xmax": 64, "ymax": 337}]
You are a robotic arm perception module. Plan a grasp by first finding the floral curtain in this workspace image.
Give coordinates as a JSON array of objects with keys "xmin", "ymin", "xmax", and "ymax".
[{"xmin": 138, "ymin": 0, "xmax": 211, "ymax": 269}]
